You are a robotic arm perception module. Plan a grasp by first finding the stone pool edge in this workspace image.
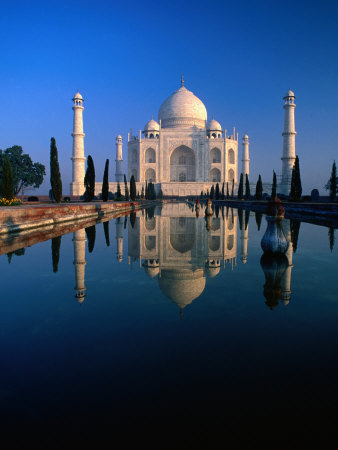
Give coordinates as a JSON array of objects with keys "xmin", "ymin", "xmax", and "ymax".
[{"xmin": 0, "ymin": 201, "xmax": 158, "ymax": 235}]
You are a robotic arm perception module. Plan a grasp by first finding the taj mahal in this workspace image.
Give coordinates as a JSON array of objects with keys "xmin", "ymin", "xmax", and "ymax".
[{"xmin": 70, "ymin": 77, "xmax": 296, "ymax": 197}]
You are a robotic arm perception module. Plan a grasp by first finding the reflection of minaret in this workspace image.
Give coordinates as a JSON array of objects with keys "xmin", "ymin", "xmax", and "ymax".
[
  {"xmin": 240, "ymin": 215, "xmax": 249, "ymax": 264},
  {"xmin": 73, "ymin": 229, "xmax": 86, "ymax": 304},
  {"xmin": 116, "ymin": 217, "xmax": 124, "ymax": 262},
  {"xmin": 281, "ymin": 219, "xmax": 293, "ymax": 305}
]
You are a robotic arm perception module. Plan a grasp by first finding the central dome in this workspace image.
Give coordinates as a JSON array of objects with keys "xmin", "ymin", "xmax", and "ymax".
[{"xmin": 158, "ymin": 85, "xmax": 207, "ymax": 129}]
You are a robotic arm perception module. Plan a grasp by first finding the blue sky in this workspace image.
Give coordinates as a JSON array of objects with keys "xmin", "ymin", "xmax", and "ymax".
[{"xmin": 1, "ymin": 0, "xmax": 337, "ymax": 194}]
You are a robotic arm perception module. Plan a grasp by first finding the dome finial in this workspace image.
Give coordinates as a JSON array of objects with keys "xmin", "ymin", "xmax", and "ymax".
[{"xmin": 181, "ymin": 73, "xmax": 184, "ymax": 87}]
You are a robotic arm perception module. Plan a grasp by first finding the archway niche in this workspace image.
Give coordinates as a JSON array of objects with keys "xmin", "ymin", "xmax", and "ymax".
[
  {"xmin": 228, "ymin": 169, "xmax": 235, "ymax": 181},
  {"xmin": 228, "ymin": 148, "xmax": 235, "ymax": 164},
  {"xmin": 210, "ymin": 147, "xmax": 221, "ymax": 163},
  {"xmin": 210, "ymin": 168, "xmax": 221, "ymax": 182},
  {"xmin": 170, "ymin": 146, "xmax": 196, "ymax": 182},
  {"xmin": 227, "ymin": 234, "xmax": 234, "ymax": 250},
  {"xmin": 145, "ymin": 168, "xmax": 156, "ymax": 183},
  {"xmin": 145, "ymin": 148, "xmax": 156, "ymax": 163}
]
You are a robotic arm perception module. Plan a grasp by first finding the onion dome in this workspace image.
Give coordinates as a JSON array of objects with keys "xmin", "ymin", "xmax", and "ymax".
[
  {"xmin": 158, "ymin": 85, "xmax": 207, "ymax": 129},
  {"xmin": 207, "ymin": 119, "xmax": 222, "ymax": 131},
  {"xmin": 243, "ymin": 133, "xmax": 249, "ymax": 139},
  {"xmin": 73, "ymin": 91, "xmax": 83, "ymax": 100},
  {"xmin": 283, "ymin": 88, "xmax": 295, "ymax": 99},
  {"xmin": 144, "ymin": 118, "xmax": 160, "ymax": 132}
]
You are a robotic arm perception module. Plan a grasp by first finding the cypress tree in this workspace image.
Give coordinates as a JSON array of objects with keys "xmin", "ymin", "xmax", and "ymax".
[
  {"xmin": 130, "ymin": 175, "xmax": 136, "ymax": 201},
  {"xmin": 231, "ymin": 179, "xmax": 234, "ymax": 198},
  {"xmin": 50, "ymin": 137, "xmax": 62, "ymax": 203},
  {"xmin": 271, "ymin": 170, "xmax": 277, "ymax": 199},
  {"xmin": 141, "ymin": 185, "xmax": 145, "ymax": 199},
  {"xmin": 123, "ymin": 174, "xmax": 129, "ymax": 200},
  {"xmin": 245, "ymin": 174, "xmax": 250, "ymax": 199},
  {"xmin": 145, "ymin": 181, "xmax": 148, "ymax": 200},
  {"xmin": 102, "ymin": 159, "xmax": 109, "ymax": 202},
  {"xmin": 255, "ymin": 174, "xmax": 263, "ymax": 200},
  {"xmin": 0, "ymin": 154, "xmax": 14, "ymax": 200},
  {"xmin": 329, "ymin": 160, "xmax": 337, "ymax": 201},
  {"xmin": 210, "ymin": 185, "xmax": 215, "ymax": 199},
  {"xmin": 226, "ymin": 182, "xmax": 229, "ymax": 199},
  {"xmin": 215, "ymin": 183, "xmax": 220, "ymax": 200},
  {"xmin": 84, "ymin": 155, "xmax": 95, "ymax": 202},
  {"xmin": 238, "ymin": 173, "xmax": 244, "ymax": 199},
  {"xmin": 51, "ymin": 236, "xmax": 61, "ymax": 273},
  {"xmin": 221, "ymin": 182, "xmax": 225, "ymax": 200},
  {"xmin": 290, "ymin": 156, "xmax": 302, "ymax": 201},
  {"xmin": 116, "ymin": 181, "xmax": 122, "ymax": 200}
]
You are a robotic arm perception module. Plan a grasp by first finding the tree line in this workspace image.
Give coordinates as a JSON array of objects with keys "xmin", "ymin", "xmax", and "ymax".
[{"xmin": 1, "ymin": 138, "xmax": 337, "ymax": 203}]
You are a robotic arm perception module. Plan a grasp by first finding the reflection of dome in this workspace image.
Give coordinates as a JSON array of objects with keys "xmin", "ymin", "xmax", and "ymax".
[
  {"xmin": 143, "ymin": 259, "xmax": 160, "ymax": 279},
  {"xmin": 207, "ymin": 119, "xmax": 222, "ymax": 131},
  {"xmin": 205, "ymin": 259, "xmax": 221, "ymax": 278},
  {"xmin": 158, "ymin": 85, "xmax": 207, "ymax": 129},
  {"xmin": 144, "ymin": 119, "xmax": 160, "ymax": 131},
  {"xmin": 159, "ymin": 269, "xmax": 206, "ymax": 309},
  {"xmin": 144, "ymin": 266, "xmax": 160, "ymax": 279}
]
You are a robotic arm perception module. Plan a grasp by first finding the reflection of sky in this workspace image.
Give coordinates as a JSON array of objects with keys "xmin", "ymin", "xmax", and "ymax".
[{"xmin": 0, "ymin": 207, "xmax": 337, "ymax": 445}]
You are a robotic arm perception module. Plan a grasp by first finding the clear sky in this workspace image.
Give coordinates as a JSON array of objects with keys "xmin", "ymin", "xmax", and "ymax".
[{"xmin": 1, "ymin": 0, "xmax": 337, "ymax": 194}]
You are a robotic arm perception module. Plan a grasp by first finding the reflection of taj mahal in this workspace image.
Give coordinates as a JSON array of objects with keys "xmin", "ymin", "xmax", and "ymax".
[
  {"xmin": 128, "ymin": 203, "xmax": 238, "ymax": 313},
  {"xmin": 72, "ymin": 203, "xmax": 294, "ymax": 314}
]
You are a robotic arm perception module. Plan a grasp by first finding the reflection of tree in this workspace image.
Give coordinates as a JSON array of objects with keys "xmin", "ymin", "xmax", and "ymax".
[
  {"xmin": 215, "ymin": 205, "xmax": 219, "ymax": 218},
  {"xmin": 103, "ymin": 221, "xmax": 110, "ymax": 247},
  {"xmin": 290, "ymin": 220, "xmax": 301, "ymax": 253},
  {"xmin": 221, "ymin": 206, "xmax": 224, "ymax": 220},
  {"xmin": 85, "ymin": 225, "xmax": 96, "ymax": 253},
  {"xmin": 328, "ymin": 227, "xmax": 335, "ymax": 252},
  {"xmin": 255, "ymin": 211, "xmax": 263, "ymax": 231},
  {"xmin": 51, "ymin": 236, "xmax": 61, "ymax": 273},
  {"xmin": 245, "ymin": 210, "xmax": 250, "ymax": 230},
  {"xmin": 7, "ymin": 247, "xmax": 25, "ymax": 264},
  {"xmin": 124, "ymin": 216, "xmax": 127, "ymax": 229},
  {"xmin": 130, "ymin": 212, "xmax": 136, "ymax": 228},
  {"xmin": 238, "ymin": 209, "xmax": 243, "ymax": 231},
  {"xmin": 147, "ymin": 206, "xmax": 155, "ymax": 220}
]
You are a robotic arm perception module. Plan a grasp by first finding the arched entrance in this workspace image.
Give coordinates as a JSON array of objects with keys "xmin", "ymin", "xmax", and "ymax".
[{"xmin": 170, "ymin": 146, "xmax": 196, "ymax": 182}]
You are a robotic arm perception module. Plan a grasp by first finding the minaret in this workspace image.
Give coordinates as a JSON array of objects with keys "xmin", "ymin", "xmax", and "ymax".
[
  {"xmin": 73, "ymin": 228, "xmax": 86, "ymax": 303},
  {"xmin": 115, "ymin": 135, "xmax": 124, "ymax": 182},
  {"xmin": 242, "ymin": 134, "xmax": 250, "ymax": 179},
  {"xmin": 281, "ymin": 89, "xmax": 296, "ymax": 195},
  {"xmin": 115, "ymin": 217, "xmax": 124, "ymax": 262},
  {"xmin": 281, "ymin": 219, "xmax": 293, "ymax": 306},
  {"xmin": 71, "ymin": 92, "xmax": 86, "ymax": 196}
]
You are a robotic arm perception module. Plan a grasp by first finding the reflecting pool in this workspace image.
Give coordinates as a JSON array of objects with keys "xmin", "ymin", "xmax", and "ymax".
[{"xmin": 0, "ymin": 202, "xmax": 337, "ymax": 447}]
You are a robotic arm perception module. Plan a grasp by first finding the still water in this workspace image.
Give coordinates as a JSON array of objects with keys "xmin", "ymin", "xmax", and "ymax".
[{"xmin": 0, "ymin": 202, "xmax": 337, "ymax": 447}]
